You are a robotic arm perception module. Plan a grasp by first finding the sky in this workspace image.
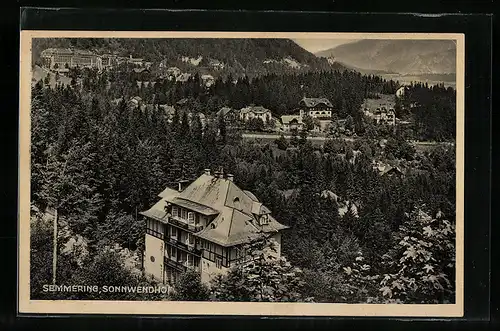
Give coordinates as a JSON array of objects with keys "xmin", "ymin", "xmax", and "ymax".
[{"xmin": 292, "ymin": 39, "xmax": 359, "ymax": 54}]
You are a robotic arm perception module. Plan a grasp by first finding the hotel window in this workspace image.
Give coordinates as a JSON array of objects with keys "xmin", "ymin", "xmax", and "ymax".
[
  {"xmin": 187, "ymin": 212, "xmax": 195, "ymax": 225},
  {"xmin": 215, "ymin": 256, "xmax": 222, "ymax": 269},
  {"xmin": 170, "ymin": 227, "xmax": 177, "ymax": 239},
  {"xmin": 188, "ymin": 233, "xmax": 194, "ymax": 246},
  {"xmin": 171, "ymin": 247, "xmax": 177, "ymax": 260},
  {"xmin": 172, "ymin": 206, "xmax": 178, "ymax": 218},
  {"xmin": 187, "ymin": 254, "xmax": 194, "ymax": 267},
  {"xmin": 259, "ymin": 215, "xmax": 269, "ymax": 225},
  {"xmin": 233, "ymin": 197, "xmax": 241, "ymax": 210},
  {"xmin": 181, "ymin": 208, "xmax": 187, "ymax": 220}
]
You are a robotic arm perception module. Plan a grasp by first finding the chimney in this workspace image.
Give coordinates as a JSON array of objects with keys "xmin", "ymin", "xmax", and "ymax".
[
  {"xmin": 204, "ymin": 168, "xmax": 211, "ymax": 176},
  {"xmin": 216, "ymin": 166, "xmax": 224, "ymax": 178},
  {"xmin": 177, "ymin": 179, "xmax": 189, "ymax": 192},
  {"xmin": 227, "ymin": 174, "xmax": 234, "ymax": 182}
]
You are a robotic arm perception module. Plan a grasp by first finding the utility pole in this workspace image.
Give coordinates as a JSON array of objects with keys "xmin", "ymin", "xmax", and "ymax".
[
  {"xmin": 51, "ymin": 158, "xmax": 68, "ymax": 286},
  {"xmin": 52, "ymin": 208, "xmax": 58, "ymax": 285}
]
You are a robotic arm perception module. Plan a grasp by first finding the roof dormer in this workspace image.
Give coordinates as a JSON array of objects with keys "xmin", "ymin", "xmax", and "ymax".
[{"xmin": 259, "ymin": 214, "xmax": 269, "ymax": 226}]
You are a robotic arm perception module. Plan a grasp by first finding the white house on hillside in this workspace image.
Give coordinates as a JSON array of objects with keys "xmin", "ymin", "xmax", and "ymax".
[{"xmin": 239, "ymin": 106, "xmax": 272, "ymax": 124}]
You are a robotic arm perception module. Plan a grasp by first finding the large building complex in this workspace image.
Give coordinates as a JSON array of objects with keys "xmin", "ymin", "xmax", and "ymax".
[
  {"xmin": 40, "ymin": 48, "xmax": 145, "ymax": 71},
  {"xmin": 140, "ymin": 169, "xmax": 289, "ymax": 285}
]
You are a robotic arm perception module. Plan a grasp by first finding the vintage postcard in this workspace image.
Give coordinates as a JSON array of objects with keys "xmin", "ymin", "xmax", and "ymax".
[{"xmin": 19, "ymin": 30, "xmax": 464, "ymax": 316}]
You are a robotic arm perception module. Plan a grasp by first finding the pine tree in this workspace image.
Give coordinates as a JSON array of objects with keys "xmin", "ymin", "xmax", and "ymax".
[
  {"xmin": 190, "ymin": 113, "xmax": 203, "ymax": 142},
  {"xmin": 171, "ymin": 109, "xmax": 180, "ymax": 133},
  {"xmin": 180, "ymin": 111, "xmax": 190, "ymax": 137},
  {"xmin": 218, "ymin": 113, "xmax": 227, "ymax": 144}
]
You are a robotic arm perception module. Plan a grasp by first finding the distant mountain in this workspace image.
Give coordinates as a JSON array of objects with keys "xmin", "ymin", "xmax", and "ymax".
[
  {"xmin": 336, "ymin": 61, "xmax": 398, "ymax": 76},
  {"xmin": 32, "ymin": 38, "xmax": 345, "ymax": 78},
  {"xmin": 316, "ymin": 39, "xmax": 456, "ymax": 75}
]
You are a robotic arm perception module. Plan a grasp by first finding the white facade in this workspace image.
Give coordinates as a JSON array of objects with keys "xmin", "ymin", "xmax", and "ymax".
[
  {"xmin": 307, "ymin": 110, "xmax": 332, "ymax": 118},
  {"xmin": 239, "ymin": 107, "xmax": 272, "ymax": 124},
  {"xmin": 144, "ymin": 234, "xmax": 165, "ymax": 282},
  {"xmin": 396, "ymin": 86, "xmax": 407, "ymax": 98}
]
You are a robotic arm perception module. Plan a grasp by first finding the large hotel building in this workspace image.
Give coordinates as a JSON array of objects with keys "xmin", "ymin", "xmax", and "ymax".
[
  {"xmin": 140, "ymin": 169, "xmax": 289, "ymax": 285},
  {"xmin": 40, "ymin": 48, "xmax": 144, "ymax": 71}
]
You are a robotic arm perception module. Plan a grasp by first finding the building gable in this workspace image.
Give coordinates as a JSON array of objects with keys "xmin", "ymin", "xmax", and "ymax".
[{"xmin": 300, "ymin": 97, "xmax": 334, "ymax": 108}]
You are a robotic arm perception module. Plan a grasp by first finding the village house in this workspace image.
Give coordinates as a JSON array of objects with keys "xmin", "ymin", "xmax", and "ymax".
[
  {"xmin": 165, "ymin": 66, "xmax": 182, "ymax": 79},
  {"xmin": 209, "ymin": 59, "xmax": 225, "ymax": 70},
  {"xmin": 176, "ymin": 73, "xmax": 192, "ymax": 82},
  {"xmin": 372, "ymin": 106, "xmax": 396, "ymax": 126},
  {"xmin": 281, "ymin": 114, "xmax": 304, "ymax": 132},
  {"xmin": 129, "ymin": 96, "xmax": 143, "ymax": 109},
  {"xmin": 239, "ymin": 106, "xmax": 272, "ymax": 124},
  {"xmin": 299, "ymin": 97, "xmax": 334, "ymax": 118},
  {"xmin": 136, "ymin": 81, "xmax": 156, "ymax": 89},
  {"xmin": 396, "ymin": 85, "xmax": 409, "ymax": 98},
  {"xmin": 320, "ymin": 190, "xmax": 359, "ymax": 218},
  {"xmin": 372, "ymin": 161, "xmax": 405, "ymax": 178},
  {"xmin": 127, "ymin": 54, "xmax": 144, "ymax": 66},
  {"xmin": 281, "ymin": 97, "xmax": 335, "ymax": 133},
  {"xmin": 201, "ymin": 74, "xmax": 215, "ymax": 87},
  {"xmin": 216, "ymin": 107, "xmax": 239, "ymax": 124},
  {"xmin": 363, "ymin": 103, "xmax": 396, "ymax": 126},
  {"xmin": 141, "ymin": 168, "xmax": 289, "ymax": 285}
]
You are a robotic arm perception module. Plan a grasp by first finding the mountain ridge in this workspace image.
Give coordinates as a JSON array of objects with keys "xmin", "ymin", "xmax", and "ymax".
[
  {"xmin": 32, "ymin": 38, "xmax": 346, "ymax": 79},
  {"xmin": 316, "ymin": 39, "xmax": 456, "ymax": 75}
]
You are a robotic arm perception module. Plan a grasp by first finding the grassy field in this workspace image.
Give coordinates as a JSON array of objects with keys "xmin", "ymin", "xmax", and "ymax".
[
  {"xmin": 241, "ymin": 133, "xmax": 340, "ymax": 147},
  {"xmin": 242, "ymin": 132, "xmax": 452, "ymax": 152},
  {"xmin": 361, "ymin": 94, "xmax": 396, "ymax": 111}
]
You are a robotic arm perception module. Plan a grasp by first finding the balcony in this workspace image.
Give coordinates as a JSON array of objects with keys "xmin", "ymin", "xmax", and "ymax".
[
  {"xmin": 164, "ymin": 256, "xmax": 200, "ymax": 273},
  {"xmin": 165, "ymin": 238, "xmax": 202, "ymax": 256},
  {"xmin": 168, "ymin": 216, "xmax": 204, "ymax": 233},
  {"xmin": 146, "ymin": 228, "xmax": 165, "ymax": 240}
]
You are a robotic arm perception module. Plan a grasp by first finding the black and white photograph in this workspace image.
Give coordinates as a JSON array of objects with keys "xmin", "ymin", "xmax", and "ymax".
[{"xmin": 18, "ymin": 31, "xmax": 464, "ymax": 316}]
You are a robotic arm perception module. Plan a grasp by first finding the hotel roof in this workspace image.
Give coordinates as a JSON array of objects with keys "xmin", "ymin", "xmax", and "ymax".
[
  {"xmin": 281, "ymin": 115, "xmax": 303, "ymax": 125},
  {"xmin": 300, "ymin": 97, "xmax": 334, "ymax": 108},
  {"xmin": 141, "ymin": 172, "xmax": 288, "ymax": 247},
  {"xmin": 240, "ymin": 106, "xmax": 271, "ymax": 115},
  {"xmin": 41, "ymin": 48, "xmax": 97, "ymax": 56}
]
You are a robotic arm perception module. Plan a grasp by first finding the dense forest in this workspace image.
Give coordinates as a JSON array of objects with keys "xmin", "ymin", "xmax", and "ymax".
[
  {"xmin": 32, "ymin": 38, "xmax": 344, "ymax": 79},
  {"xmin": 30, "ymin": 65, "xmax": 456, "ymax": 303},
  {"xmin": 64, "ymin": 64, "xmax": 398, "ymax": 118},
  {"xmin": 395, "ymin": 83, "xmax": 456, "ymax": 141},
  {"xmin": 61, "ymin": 63, "xmax": 455, "ymax": 142}
]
